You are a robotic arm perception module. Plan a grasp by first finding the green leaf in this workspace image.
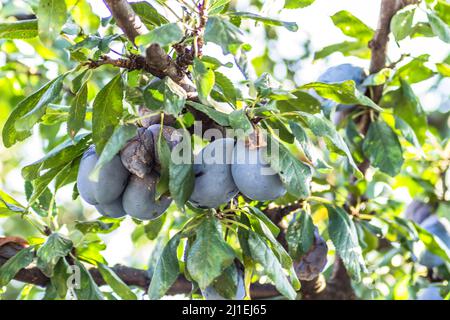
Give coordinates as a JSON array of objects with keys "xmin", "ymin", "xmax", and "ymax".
[
  {"xmin": 130, "ymin": 1, "xmax": 169, "ymax": 28},
  {"xmin": 28, "ymin": 162, "xmax": 73, "ymax": 205},
  {"xmin": 22, "ymin": 133, "xmax": 90, "ymax": 181},
  {"xmin": 2, "ymin": 77, "xmax": 61, "ymax": 147},
  {"xmin": 193, "ymin": 58, "xmax": 215, "ymax": 104},
  {"xmin": 277, "ymin": 91, "xmax": 321, "ymax": 114},
  {"xmin": 286, "ymin": 210, "xmax": 315, "ymax": 260},
  {"xmin": 300, "ymin": 81, "xmax": 381, "ymax": 111},
  {"xmin": 435, "ymin": 0, "xmax": 450, "ymax": 24},
  {"xmin": 144, "ymin": 214, "xmax": 166, "ymax": 240},
  {"xmin": 75, "ymin": 217, "xmax": 122, "ymax": 234},
  {"xmin": 155, "ymin": 131, "xmax": 171, "ymax": 198},
  {"xmin": 148, "ymin": 233, "xmax": 182, "ymax": 299},
  {"xmin": 14, "ymin": 75, "xmax": 65, "ymax": 132},
  {"xmin": 284, "ymin": 0, "xmax": 315, "ymax": 9},
  {"xmin": 186, "ymin": 101, "xmax": 230, "ymax": 126},
  {"xmin": 394, "ymin": 116, "xmax": 420, "ymax": 148},
  {"xmin": 162, "ymin": 77, "xmax": 187, "ymax": 115},
  {"xmin": 36, "ymin": 233, "xmax": 73, "ymax": 277},
  {"xmin": 37, "ymin": 0, "xmax": 68, "ymax": 44},
  {"xmin": 288, "ymin": 121, "xmax": 314, "ymax": 162},
  {"xmin": 298, "ymin": 112, "xmax": 362, "ymax": 177},
  {"xmin": 248, "ymin": 206, "xmax": 280, "ymax": 237},
  {"xmin": 314, "ymin": 41, "xmax": 371, "ymax": 60},
  {"xmin": 414, "ymin": 224, "xmax": 450, "ymax": 263},
  {"xmin": 391, "ymin": 7, "xmax": 415, "ymax": 41},
  {"xmin": 208, "ymin": 0, "xmax": 230, "ymax": 15},
  {"xmin": 326, "ymin": 205, "xmax": 366, "ymax": 281},
  {"xmin": 92, "ymin": 74, "xmax": 123, "ymax": 154},
  {"xmin": 265, "ymin": 136, "xmax": 312, "ymax": 199},
  {"xmin": 254, "ymin": 73, "xmax": 296, "ymax": 100},
  {"xmin": 73, "ymin": 260, "xmax": 104, "ymax": 300},
  {"xmin": 229, "ymin": 12, "xmax": 298, "ymax": 31},
  {"xmin": 205, "ymin": 16, "xmax": 244, "ymax": 55},
  {"xmin": 391, "ymin": 55, "xmax": 434, "ymax": 85},
  {"xmin": 247, "ymin": 231, "xmax": 297, "ymax": 300},
  {"xmin": 214, "ymin": 71, "xmax": 237, "ymax": 104},
  {"xmin": 186, "ymin": 217, "xmax": 235, "ymax": 289},
  {"xmin": 51, "ymin": 258, "xmax": 70, "ymax": 298},
  {"xmin": 331, "ymin": 10, "xmax": 374, "ymax": 42},
  {"xmin": 428, "ymin": 12, "xmax": 450, "ymax": 43},
  {"xmin": 93, "ymin": 125, "xmax": 137, "ymax": 176},
  {"xmin": 392, "ymin": 79, "xmax": 427, "ymax": 145},
  {"xmin": 135, "ymin": 23, "xmax": 183, "ymax": 46},
  {"xmin": 0, "ymin": 19, "xmax": 38, "ymax": 39},
  {"xmin": 229, "ymin": 109, "xmax": 253, "ymax": 135},
  {"xmin": 98, "ymin": 264, "xmax": 138, "ymax": 300},
  {"xmin": 68, "ymin": 80, "xmax": 89, "ymax": 138},
  {"xmin": 0, "ymin": 190, "xmax": 26, "ymax": 217},
  {"xmin": 436, "ymin": 62, "xmax": 450, "ymax": 77},
  {"xmin": 362, "ymin": 120, "xmax": 404, "ymax": 177},
  {"xmin": 0, "ymin": 246, "xmax": 35, "ymax": 287},
  {"xmin": 169, "ymin": 132, "xmax": 194, "ymax": 209}
]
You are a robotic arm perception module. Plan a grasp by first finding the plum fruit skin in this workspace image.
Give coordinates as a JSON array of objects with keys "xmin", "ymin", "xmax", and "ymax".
[
  {"xmin": 120, "ymin": 127, "xmax": 154, "ymax": 178},
  {"xmin": 417, "ymin": 215, "xmax": 450, "ymax": 268},
  {"xmin": 202, "ymin": 269, "xmax": 245, "ymax": 300},
  {"xmin": 77, "ymin": 146, "xmax": 130, "ymax": 205},
  {"xmin": 231, "ymin": 145, "xmax": 286, "ymax": 201},
  {"xmin": 122, "ymin": 172, "xmax": 172, "ymax": 220},
  {"xmin": 405, "ymin": 200, "xmax": 432, "ymax": 224},
  {"xmin": 189, "ymin": 138, "xmax": 239, "ymax": 209},
  {"xmin": 147, "ymin": 124, "xmax": 183, "ymax": 163},
  {"xmin": 95, "ymin": 197, "xmax": 127, "ymax": 218}
]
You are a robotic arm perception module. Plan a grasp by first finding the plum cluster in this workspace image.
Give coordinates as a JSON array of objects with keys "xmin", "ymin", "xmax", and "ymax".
[
  {"xmin": 189, "ymin": 138, "xmax": 287, "ymax": 209},
  {"xmin": 76, "ymin": 124, "xmax": 181, "ymax": 220},
  {"xmin": 77, "ymin": 127, "xmax": 288, "ymax": 219}
]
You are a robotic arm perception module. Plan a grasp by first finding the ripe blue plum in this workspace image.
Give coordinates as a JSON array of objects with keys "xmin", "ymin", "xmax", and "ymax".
[
  {"xmin": 77, "ymin": 145, "xmax": 130, "ymax": 205},
  {"xmin": 122, "ymin": 172, "xmax": 172, "ymax": 220},
  {"xmin": 231, "ymin": 144, "xmax": 286, "ymax": 201},
  {"xmin": 189, "ymin": 138, "xmax": 238, "ymax": 208}
]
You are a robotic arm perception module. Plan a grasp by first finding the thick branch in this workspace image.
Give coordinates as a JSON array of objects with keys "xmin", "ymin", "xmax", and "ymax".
[{"xmin": 102, "ymin": 0, "xmax": 148, "ymax": 44}]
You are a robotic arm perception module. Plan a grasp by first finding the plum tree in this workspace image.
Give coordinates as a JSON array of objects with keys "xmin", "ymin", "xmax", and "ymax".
[
  {"xmin": 120, "ymin": 128, "xmax": 154, "ymax": 178},
  {"xmin": 2, "ymin": 0, "xmax": 450, "ymax": 303},
  {"xmin": 95, "ymin": 197, "xmax": 127, "ymax": 218},
  {"xmin": 231, "ymin": 144, "xmax": 286, "ymax": 201},
  {"xmin": 77, "ymin": 145, "xmax": 130, "ymax": 205},
  {"xmin": 122, "ymin": 172, "xmax": 172, "ymax": 220},
  {"xmin": 294, "ymin": 228, "xmax": 328, "ymax": 281},
  {"xmin": 417, "ymin": 215, "xmax": 450, "ymax": 268},
  {"xmin": 189, "ymin": 138, "xmax": 238, "ymax": 208}
]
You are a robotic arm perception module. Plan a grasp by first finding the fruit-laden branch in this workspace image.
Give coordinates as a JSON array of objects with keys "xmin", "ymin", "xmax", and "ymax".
[{"xmin": 0, "ymin": 244, "xmax": 278, "ymax": 299}]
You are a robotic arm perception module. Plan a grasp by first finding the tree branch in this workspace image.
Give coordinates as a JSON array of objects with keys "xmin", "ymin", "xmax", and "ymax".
[{"xmin": 102, "ymin": 0, "xmax": 148, "ymax": 44}]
